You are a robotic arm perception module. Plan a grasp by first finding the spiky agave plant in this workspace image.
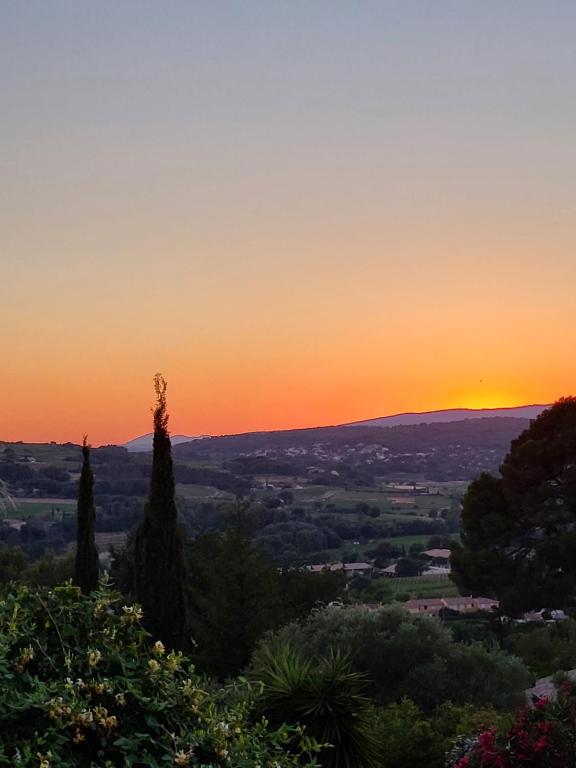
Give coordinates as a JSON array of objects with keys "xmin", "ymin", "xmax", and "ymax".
[{"xmin": 254, "ymin": 643, "xmax": 382, "ymax": 768}]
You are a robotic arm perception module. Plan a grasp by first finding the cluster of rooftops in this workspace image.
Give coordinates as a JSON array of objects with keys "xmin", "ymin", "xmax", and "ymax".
[
  {"xmin": 306, "ymin": 548, "xmax": 453, "ymax": 578},
  {"xmin": 404, "ymin": 596, "xmax": 499, "ymax": 614}
]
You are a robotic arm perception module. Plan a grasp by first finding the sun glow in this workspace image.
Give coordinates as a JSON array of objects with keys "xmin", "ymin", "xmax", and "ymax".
[
  {"xmin": 450, "ymin": 388, "xmax": 528, "ymax": 412},
  {"xmin": 2, "ymin": 4, "xmax": 576, "ymax": 444}
]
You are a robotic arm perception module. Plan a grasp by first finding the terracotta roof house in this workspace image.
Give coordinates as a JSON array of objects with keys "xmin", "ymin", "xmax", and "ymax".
[
  {"xmin": 340, "ymin": 562, "xmax": 373, "ymax": 576},
  {"xmin": 404, "ymin": 596, "xmax": 499, "ymax": 615},
  {"xmin": 442, "ymin": 596, "xmax": 479, "ymax": 611},
  {"xmin": 423, "ymin": 548, "xmax": 451, "ymax": 560},
  {"xmin": 404, "ymin": 598, "xmax": 445, "ymax": 615}
]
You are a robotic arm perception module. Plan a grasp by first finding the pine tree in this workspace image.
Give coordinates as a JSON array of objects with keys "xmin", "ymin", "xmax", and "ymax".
[
  {"xmin": 187, "ymin": 505, "xmax": 280, "ymax": 677},
  {"xmin": 74, "ymin": 437, "xmax": 99, "ymax": 594},
  {"xmin": 134, "ymin": 374, "xmax": 188, "ymax": 650},
  {"xmin": 451, "ymin": 397, "xmax": 576, "ymax": 614}
]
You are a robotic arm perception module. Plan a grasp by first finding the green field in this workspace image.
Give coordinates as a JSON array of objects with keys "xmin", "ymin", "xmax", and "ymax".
[
  {"xmin": 0, "ymin": 442, "xmax": 82, "ymax": 470},
  {"xmin": 385, "ymin": 574, "xmax": 459, "ymax": 601},
  {"xmin": 176, "ymin": 457, "xmax": 225, "ymax": 470},
  {"xmin": 9, "ymin": 500, "xmax": 76, "ymax": 519},
  {"xmin": 353, "ymin": 573, "xmax": 460, "ymax": 606},
  {"xmin": 291, "ymin": 486, "xmax": 336, "ymax": 502},
  {"xmin": 175, "ymin": 484, "xmax": 234, "ymax": 501},
  {"xmin": 386, "ymin": 533, "xmax": 459, "ymax": 549},
  {"xmin": 385, "ymin": 534, "xmax": 431, "ymax": 548},
  {"xmin": 288, "ymin": 484, "xmax": 457, "ymax": 519},
  {"xmin": 295, "ymin": 530, "xmax": 459, "ymax": 564}
]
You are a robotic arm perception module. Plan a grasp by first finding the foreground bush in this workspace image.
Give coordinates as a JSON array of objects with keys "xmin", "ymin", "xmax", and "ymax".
[
  {"xmin": 0, "ymin": 583, "xmax": 318, "ymax": 767},
  {"xmin": 509, "ymin": 619, "xmax": 576, "ymax": 679},
  {"xmin": 376, "ymin": 699, "xmax": 513, "ymax": 768},
  {"xmin": 253, "ymin": 605, "xmax": 529, "ymax": 711},
  {"xmin": 448, "ymin": 681, "xmax": 576, "ymax": 767}
]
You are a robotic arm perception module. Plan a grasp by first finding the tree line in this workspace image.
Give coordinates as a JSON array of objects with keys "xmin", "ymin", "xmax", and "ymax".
[{"xmin": 74, "ymin": 374, "xmax": 344, "ymax": 659}]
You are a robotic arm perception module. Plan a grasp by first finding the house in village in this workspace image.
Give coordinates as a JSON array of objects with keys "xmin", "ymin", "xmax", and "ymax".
[
  {"xmin": 306, "ymin": 562, "xmax": 374, "ymax": 578},
  {"xmin": 422, "ymin": 548, "xmax": 451, "ymax": 564},
  {"xmin": 404, "ymin": 596, "xmax": 499, "ymax": 616}
]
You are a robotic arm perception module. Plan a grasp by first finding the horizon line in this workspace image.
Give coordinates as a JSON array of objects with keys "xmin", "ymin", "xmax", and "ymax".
[
  {"xmin": 122, "ymin": 402, "xmax": 551, "ymax": 446},
  {"xmin": 1, "ymin": 402, "xmax": 552, "ymax": 449}
]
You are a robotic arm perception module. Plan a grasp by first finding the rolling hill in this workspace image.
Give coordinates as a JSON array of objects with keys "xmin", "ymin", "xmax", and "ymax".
[
  {"xmin": 123, "ymin": 433, "xmax": 205, "ymax": 453},
  {"xmin": 345, "ymin": 404, "xmax": 549, "ymax": 428}
]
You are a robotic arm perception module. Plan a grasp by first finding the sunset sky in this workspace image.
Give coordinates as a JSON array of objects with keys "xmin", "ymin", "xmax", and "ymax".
[{"xmin": 2, "ymin": 2, "xmax": 575, "ymax": 445}]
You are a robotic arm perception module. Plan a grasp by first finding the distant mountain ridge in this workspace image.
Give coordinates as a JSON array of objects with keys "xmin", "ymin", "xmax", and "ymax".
[
  {"xmin": 171, "ymin": 415, "xmax": 542, "ymax": 481},
  {"xmin": 123, "ymin": 433, "xmax": 206, "ymax": 453},
  {"xmin": 123, "ymin": 404, "xmax": 550, "ymax": 451},
  {"xmin": 345, "ymin": 404, "xmax": 549, "ymax": 428}
]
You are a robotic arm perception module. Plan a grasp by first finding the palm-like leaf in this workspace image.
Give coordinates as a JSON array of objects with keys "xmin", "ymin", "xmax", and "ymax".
[{"xmin": 255, "ymin": 644, "xmax": 381, "ymax": 768}]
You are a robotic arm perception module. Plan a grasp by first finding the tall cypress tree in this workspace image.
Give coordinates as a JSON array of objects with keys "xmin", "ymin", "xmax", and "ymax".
[
  {"xmin": 134, "ymin": 374, "xmax": 188, "ymax": 650},
  {"xmin": 74, "ymin": 437, "xmax": 99, "ymax": 594}
]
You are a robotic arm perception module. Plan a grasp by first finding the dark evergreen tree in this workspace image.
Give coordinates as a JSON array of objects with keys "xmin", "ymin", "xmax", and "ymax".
[
  {"xmin": 186, "ymin": 504, "xmax": 346, "ymax": 678},
  {"xmin": 74, "ymin": 437, "xmax": 99, "ymax": 594},
  {"xmin": 134, "ymin": 374, "xmax": 188, "ymax": 650},
  {"xmin": 451, "ymin": 397, "xmax": 576, "ymax": 613},
  {"xmin": 187, "ymin": 505, "xmax": 281, "ymax": 677}
]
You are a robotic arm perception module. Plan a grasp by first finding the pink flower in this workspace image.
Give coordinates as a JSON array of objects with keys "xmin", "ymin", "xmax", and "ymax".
[
  {"xmin": 534, "ymin": 736, "xmax": 549, "ymax": 752},
  {"xmin": 478, "ymin": 729, "xmax": 496, "ymax": 749}
]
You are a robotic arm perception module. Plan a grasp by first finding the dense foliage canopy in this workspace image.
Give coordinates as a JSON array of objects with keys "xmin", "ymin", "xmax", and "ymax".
[
  {"xmin": 186, "ymin": 509, "xmax": 345, "ymax": 677},
  {"xmin": 451, "ymin": 398, "xmax": 576, "ymax": 613},
  {"xmin": 252, "ymin": 606, "xmax": 529, "ymax": 712},
  {"xmin": 0, "ymin": 583, "xmax": 318, "ymax": 768}
]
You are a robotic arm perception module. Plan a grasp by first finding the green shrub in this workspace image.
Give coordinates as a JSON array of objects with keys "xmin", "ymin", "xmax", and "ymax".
[
  {"xmin": 0, "ymin": 582, "xmax": 319, "ymax": 767},
  {"xmin": 375, "ymin": 699, "xmax": 512, "ymax": 768},
  {"xmin": 376, "ymin": 699, "xmax": 442, "ymax": 768},
  {"xmin": 0, "ymin": 547, "xmax": 74, "ymax": 588},
  {"xmin": 253, "ymin": 605, "xmax": 529, "ymax": 711},
  {"xmin": 509, "ymin": 619, "xmax": 576, "ymax": 679}
]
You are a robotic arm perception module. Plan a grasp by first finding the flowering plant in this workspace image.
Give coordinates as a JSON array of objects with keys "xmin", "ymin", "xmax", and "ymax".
[
  {"xmin": 0, "ymin": 583, "xmax": 319, "ymax": 767},
  {"xmin": 448, "ymin": 681, "xmax": 576, "ymax": 767}
]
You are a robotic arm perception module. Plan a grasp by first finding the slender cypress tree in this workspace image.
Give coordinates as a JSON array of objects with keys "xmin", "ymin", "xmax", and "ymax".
[
  {"xmin": 74, "ymin": 437, "xmax": 99, "ymax": 594},
  {"xmin": 134, "ymin": 374, "xmax": 188, "ymax": 650}
]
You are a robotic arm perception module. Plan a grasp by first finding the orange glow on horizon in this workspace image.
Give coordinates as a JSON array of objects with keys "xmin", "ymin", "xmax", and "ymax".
[
  {"xmin": 3, "ymin": 5, "xmax": 576, "ymax": 446},
  {"xmin": 0, "ymin": 365, "xmax": 566, "ymax": 447},
  {"xmin": 446, "ymin": 388, "xmax": 531, "ymax": 412}
]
